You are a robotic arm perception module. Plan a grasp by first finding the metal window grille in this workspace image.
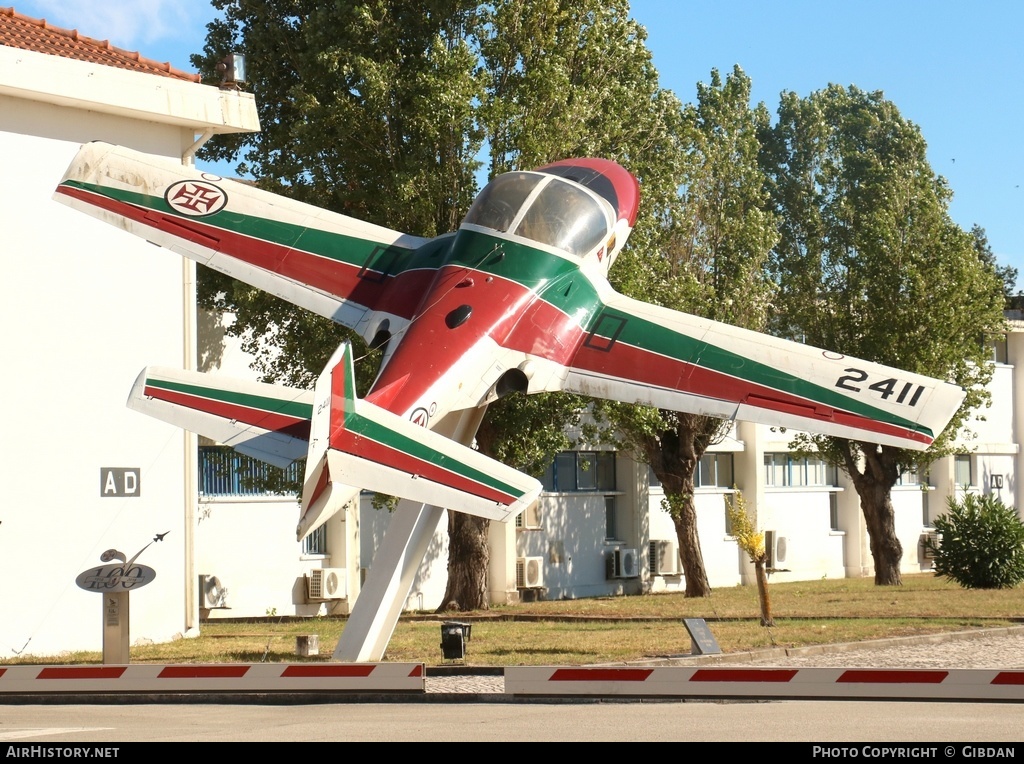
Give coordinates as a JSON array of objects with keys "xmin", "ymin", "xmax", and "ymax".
[{"xmin": 198, "ymin": 446, "xmax": 301, "ymax": 497}]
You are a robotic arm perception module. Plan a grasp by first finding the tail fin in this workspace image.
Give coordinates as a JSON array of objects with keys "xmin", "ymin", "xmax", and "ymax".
[
  {"xmin": 297, "ymin": 342, "xmax": 541, "ymax": 540},
  {"xmin": 297, "ymin": 344, "xmax": 361, "ymax": 541}
]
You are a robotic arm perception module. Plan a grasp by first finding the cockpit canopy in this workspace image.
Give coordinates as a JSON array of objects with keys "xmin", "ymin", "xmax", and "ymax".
[{"xmin": 463, "ymin": 172, "xmax": 613, "ymax": 258}]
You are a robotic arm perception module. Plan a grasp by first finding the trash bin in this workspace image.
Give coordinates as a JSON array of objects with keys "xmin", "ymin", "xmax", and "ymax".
[{"xmin": 440, "ymin": 621, "xmax": 472, "ymax": 661}]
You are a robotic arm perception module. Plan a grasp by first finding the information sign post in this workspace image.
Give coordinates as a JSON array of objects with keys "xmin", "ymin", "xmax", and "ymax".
[{"xmin": 76, "ymin": 540, "xmax": 162, "ymax": 664}]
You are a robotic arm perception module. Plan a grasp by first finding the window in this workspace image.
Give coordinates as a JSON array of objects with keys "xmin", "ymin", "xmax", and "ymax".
[
  {"xmin": 199, "ymin": 446, "xmax": 302, "ymax": 497},
  {"xmin": 991, "ymin": 339, "xmax": 1008, "ymax": 364},
  {"xmin": 542, "ymin": 451, "xmax": 616, "ymax": 492},
  {"xmin": 648, "ymin": 454, "xmax": 734, "ymax": 488},
  {"xmin": 462, "ymin": 172, "xmax": 541, "ymax": 233},
  {"xmin": 954, "ymin": 455, "xmax": 973, "ymax": 488},
  {"xmin": 897, "ymin": 469, "xmax": 921, "ymax": 486},
  {"xmin": 697, "ymin": 453, "xmax": 734, "ymax": 487},
  {"xmin": 829, "ymin": 493, "xmax": 840, "ymax": 531},
  {"xmin": 513, "ymin": 179, "xmax": 610, "ymax": 256},
  {"xmin": 302, "ymin": 524, "xmax": 327, "ymax": 556},
  {"xmin": 605, "ymin": 496, "xmax": 618, "ymax": 540},
  {"xmin": 764, "ymin": 453, "xmax": 837, "ymax": 487}
]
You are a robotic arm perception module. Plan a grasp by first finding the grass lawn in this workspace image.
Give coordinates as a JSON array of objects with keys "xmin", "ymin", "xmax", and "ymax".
[{"xmin": 4, "ymin": 574, "xmax": 1020, "ymax": 667}]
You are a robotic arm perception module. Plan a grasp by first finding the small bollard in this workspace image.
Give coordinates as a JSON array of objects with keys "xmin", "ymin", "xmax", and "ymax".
[{"xmin": 296, "ymin": 634, "xmax": 319, "ymax": 657}]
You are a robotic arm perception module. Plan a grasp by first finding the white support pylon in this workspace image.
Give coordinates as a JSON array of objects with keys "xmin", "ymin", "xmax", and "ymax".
[{"xmin": 333, "ymin": 406, "xmax": 487, "ymax": 662}]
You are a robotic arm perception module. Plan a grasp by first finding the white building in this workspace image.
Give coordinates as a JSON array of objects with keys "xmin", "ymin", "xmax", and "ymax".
[
  {"xmin": 0, "ymin": 8, "xmax": 258, "ymax": 658},
  {"xmin": 2, "ymin": 8, "xmax": 1019, "ymax": 657}
]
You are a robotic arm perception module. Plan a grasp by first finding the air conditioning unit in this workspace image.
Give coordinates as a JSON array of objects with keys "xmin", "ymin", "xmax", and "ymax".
[
  {"xmin": 516, "ymin": 556, "xmax": 544, "ymax": 588},
  {"xmin": 649, "ymin": 540, "xmax": 681, "ymax": 575},
  {"xmin": 198, "ymin": 574, "xmax": 229, "ymax": 609},
  {"xmin": 515, "ymin": 502, "xmax": 542, "ymax": 530},
  {"xmin": 615, "ymin": 547, "xmax": 640, "ymax": 578},
  {"xmin": 765, "ymin": 530, "xmax": 788, "ymax": 570},
  {"xmin": 920, "ymin": 531, "xmax": 941, "ymax": 562},
  {"xmin": 307, "ymin": 568, "xmax": 347, "ymax": 601}
]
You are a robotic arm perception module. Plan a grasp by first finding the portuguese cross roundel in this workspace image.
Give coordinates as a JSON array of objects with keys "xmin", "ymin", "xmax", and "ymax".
[{"xmin": 165, "ymin": 180, "xmax": 229, "ymax": 217}]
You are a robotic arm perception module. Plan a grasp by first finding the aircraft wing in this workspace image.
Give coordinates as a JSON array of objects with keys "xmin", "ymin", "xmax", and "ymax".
[
  {"xmin": 127, "ymin": 367, "xmax": 313, "ymax": 469},
  {"xmin": 54, "ymin": 142, "xmax": 436, "ymax": 343},
  {"xmin": 559, "ymin": 288, "xmax": 965, "ymax": 451}
]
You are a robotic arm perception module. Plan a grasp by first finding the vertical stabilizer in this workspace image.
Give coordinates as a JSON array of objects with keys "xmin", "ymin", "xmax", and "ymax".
[{"xmin": 297, "ymin": 344, "xmax": 359, "ymax": 541}]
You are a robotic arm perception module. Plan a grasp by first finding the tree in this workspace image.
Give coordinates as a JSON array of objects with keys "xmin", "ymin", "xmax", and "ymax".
[
  {"xmin": 195, "ymin": 1, "xmax": 501, "ymax": 613},
  {"xmin": 436, "ymin": 0, "xmax": 688, "ymax": 610},
  {"xmin": 762, "ymin": 85, "xmax": 1007, "ymax": 585},
  {"xmin": 193, "ymin": 0, "xmax": 686, "ymax": 611},
  {"xmin": 971, "ymin": 224, "xmax": 1019, "ymax": 306},
  {"xmin": 603, "ymin": 66, "xmax": 779, "ymax": 597},
  {"xmin": 726, "ymin": 491, "xmax": 773, "ymax": 626},
  {"xmin": 194, "ymin": 0, "xmax": 485, "ymax": 388}
]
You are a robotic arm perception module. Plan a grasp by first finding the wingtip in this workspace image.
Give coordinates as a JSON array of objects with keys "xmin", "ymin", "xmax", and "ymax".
[{"xmin": 125, "ymin": 367, "xmax": 151, "ymax": 409}]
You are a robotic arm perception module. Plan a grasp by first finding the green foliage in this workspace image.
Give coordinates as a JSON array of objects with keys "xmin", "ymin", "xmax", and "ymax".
[
  {"xmin": 192, "ymin": 1, "xmax": 687, "ymax": 608},
  {"xmin": 972, "ymin": 224, "xmax": 1019, "ymax": 303},
  {"xmin": 762, "ymin": 84, "xmax": 1008, "ymax": 584},
  {"xmin": 602, "ymin": 66, "xmax": 778, "ymax": 595},
  {"xmin": 764, "ymin": 85, "xmax": 1006, "ymax": 464},
  {"xmin": 725, "ymin": 491, "xmax": 765, "ymax": 563},
  {"xmin": 931, "ymin": 493, "xmax": 1024, "ymax": 590},
  {"xmin": 194, "ymin": 0, "xmax": 486, "ymax": 388}
]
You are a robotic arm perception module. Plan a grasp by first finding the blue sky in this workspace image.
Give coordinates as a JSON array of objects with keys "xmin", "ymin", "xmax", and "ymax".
[{"xmin": 18, "ymin": 0, "xmax": 1024, "ymax": 283}]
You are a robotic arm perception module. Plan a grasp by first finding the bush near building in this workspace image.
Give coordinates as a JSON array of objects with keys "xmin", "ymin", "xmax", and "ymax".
[{"xmin": 930, "ymin": 494, "xmax": 1024, "ymax": 589}]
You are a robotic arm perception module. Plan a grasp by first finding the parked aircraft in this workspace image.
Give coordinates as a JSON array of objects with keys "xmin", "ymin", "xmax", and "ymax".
[{"xmin": 55, "ymin": 143, "xmax": 966, "ymax": 660}]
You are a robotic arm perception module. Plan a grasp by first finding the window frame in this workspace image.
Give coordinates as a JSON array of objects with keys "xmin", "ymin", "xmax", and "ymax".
[{"xmin": 542, "ymin": 450, "xmax": 616, "ymax": 493}]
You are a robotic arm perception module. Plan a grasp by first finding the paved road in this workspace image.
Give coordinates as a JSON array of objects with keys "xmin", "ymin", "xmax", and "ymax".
[{"xmin": 2, "ymin": 700, "xmax": 1022, "ymax": 742}]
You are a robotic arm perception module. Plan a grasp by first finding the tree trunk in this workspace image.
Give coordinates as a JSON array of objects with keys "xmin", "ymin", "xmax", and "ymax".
[
  {"xmin": 754, "ymin": 558, "xmax": 773, "ymax": 626},
  {"xmin": 843, "ymin": 442, "xmax": 904, "ymax": 586},
  {"xmin": 643, "ymin": 413, "xmax": 722, "ymax": 598},
  {"xmin": 666, "ymin": 491, "xmax": 712, "ymax": 597},
  {"xmin": 859, "ymin": 483, "xmax": 904, "ymax": 586},
  {"xmin": 437, "ymin": 511, "xmax": 491, "ymax": 612}
]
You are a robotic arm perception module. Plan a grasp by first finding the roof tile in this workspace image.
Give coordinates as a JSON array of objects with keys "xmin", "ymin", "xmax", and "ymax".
[{"xmin": 0, "ymin": 6, "xmax": 201, "ymax": 83}]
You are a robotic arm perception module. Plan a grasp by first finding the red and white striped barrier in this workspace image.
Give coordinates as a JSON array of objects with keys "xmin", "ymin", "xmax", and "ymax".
[
  {"xmin": 504, "ymin": 666, "xmax": 1024, "ymax": 701},
  {"xmin": 0, "ymin": 663, "xmax": 425, "ymax": 694}
]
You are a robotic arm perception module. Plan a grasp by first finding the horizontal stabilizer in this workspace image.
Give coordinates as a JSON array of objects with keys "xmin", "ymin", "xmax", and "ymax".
[
  {"xmin": 128, "ymin": 367, "xmax": 313, "ymax": 469},
  {"xmin": 297, "ymin": 342, "xmax": 541, "ymax": 540}
]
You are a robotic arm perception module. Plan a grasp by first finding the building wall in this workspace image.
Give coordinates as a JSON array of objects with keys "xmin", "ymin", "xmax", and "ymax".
[
  {"xmin": 0, "ymin": 97, "xmax": 191, "ymax": 658},
  {"xmin": 0, "ymin": 30, "xmax": 258, "ymax": 657}
]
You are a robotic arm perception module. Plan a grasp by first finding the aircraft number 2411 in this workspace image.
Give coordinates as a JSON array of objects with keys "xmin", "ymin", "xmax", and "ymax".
[{"xmin": 836, "ymin": 368, "xmax": 925, "ymax": 407}]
